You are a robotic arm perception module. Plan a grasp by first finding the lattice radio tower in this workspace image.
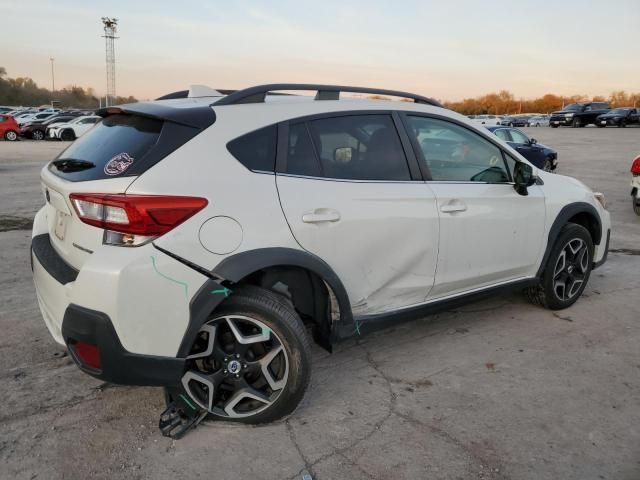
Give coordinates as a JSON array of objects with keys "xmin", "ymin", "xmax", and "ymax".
[{"xmin": 101, "ymin": 17, "xmax": 118, "ymax": 106}]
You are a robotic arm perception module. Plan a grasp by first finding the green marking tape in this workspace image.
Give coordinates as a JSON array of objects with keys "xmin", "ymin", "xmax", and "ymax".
[
  {"xmin": 354, "ymin": 320, "xmax": 362, "ymax": 336},
  {"xmin": 150, "ymin": 256, "xmax": 189, "ymax": 299},
  {"xmin": 211, "ymin": 287, "xmax": 231, "ymax": 297},
  {"xmin": 261, "ymin": 325, "xmax": 271, "ymax": 336},
  {"xmin": 179, "ymin": 394, "xmax": 197, "ymax": 411}
]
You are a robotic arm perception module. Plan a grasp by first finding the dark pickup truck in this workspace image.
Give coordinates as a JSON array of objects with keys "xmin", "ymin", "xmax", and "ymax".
[{"xmin": 549, "ymin": 102, "xmax": 610, "ymax": 128}]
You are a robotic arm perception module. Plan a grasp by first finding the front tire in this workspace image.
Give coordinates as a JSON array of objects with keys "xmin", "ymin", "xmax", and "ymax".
[
  {"xmin": 525, "ymin": 223, "xmax": 593, "ymax": 310},
  {"xmin": 179, "ymin": 285, "xmax": 311, "ymax": 424},
  {"xmin": 60, "ymin": 129, "xmax": 75, "ymax": 141},
  {"xmin": 4, "ymin": 130, "xmax": 18, "ymax": 141},
  {"xmin": 572, "ymin": 118, "xmax": 581, "ymax": 128}
]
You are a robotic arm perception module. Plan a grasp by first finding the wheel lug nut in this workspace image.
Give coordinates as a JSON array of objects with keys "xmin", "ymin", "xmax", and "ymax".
[
  {"xmin": 223, "ymin": 369, "xmax": 228, "ymax": 374},
  {"xmin": 235, "ymin": 354, "xmax": 240, "ymax": 359},
  {"xmin": 224, "ymin": 357, "xmax": 228, "ymax": 362},
  {"xmin": 235, "ymin": 374, "xmax": 240, "ymax": 378},
  {"xmin": 243, "ymin": 364, "xmax": 247, "ymax": 369}
]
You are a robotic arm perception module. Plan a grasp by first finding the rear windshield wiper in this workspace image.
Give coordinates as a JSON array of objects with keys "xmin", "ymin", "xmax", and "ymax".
[{"xmin": 51, "ymin": 159, "xmax": 96, "ymax": 172}]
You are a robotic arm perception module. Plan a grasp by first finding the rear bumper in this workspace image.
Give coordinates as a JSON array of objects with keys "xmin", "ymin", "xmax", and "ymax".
[{"xmin": 62, "ymin": 304, "xmax": 185, "ymax": 386}]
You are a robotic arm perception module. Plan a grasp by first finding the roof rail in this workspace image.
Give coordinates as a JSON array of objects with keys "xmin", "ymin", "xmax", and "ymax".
[{"xmin": 212, "ymin": 83, "xmax": 443, "ymax": 107}]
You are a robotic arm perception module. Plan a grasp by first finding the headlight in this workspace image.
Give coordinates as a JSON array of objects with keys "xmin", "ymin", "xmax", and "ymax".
[
  {"xmin": 565, "ymin": 113, "xmax": 574, "ymax": 118},
  {"xmin": 593, "ymin": 192, "xmax": 606, "ymax": 209}
]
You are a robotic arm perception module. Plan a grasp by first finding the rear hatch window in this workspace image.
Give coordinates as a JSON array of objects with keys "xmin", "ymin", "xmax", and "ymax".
[{"xmin": 49, "ymin": 114, "xmax": 162, "ymax": 181}]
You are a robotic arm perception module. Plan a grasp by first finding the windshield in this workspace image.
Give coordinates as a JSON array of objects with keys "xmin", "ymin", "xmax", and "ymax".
[{"xmin": 563, "ymin": 104, "xmax": 583, "ymax": 111}]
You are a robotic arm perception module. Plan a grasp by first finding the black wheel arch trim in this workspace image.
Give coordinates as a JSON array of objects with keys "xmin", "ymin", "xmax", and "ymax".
[
  {"xmin": 176, "ymin": 247, "xmax": 353, "ymax": 356},
  {"xmin": 536, "ymin": 202, "xmax": 603, "ymax": 277}
]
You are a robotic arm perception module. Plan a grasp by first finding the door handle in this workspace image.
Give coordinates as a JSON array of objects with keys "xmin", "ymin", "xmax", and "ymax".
[
  {"xmin": 302, "ymin": 208, "xmax": 341, "ymax": 223},
  {"xmin": 440, "ymin": 200, "xmax": 467, "ymax": 214}
]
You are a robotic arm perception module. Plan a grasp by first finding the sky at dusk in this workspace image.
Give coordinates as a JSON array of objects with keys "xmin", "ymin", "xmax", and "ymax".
[{"xmin": 2, "ymin": 0, "xmax": 639, "ymax": 101}]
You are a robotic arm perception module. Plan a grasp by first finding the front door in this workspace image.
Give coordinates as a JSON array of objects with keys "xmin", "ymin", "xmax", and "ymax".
[
  {"xmin": 276, "ymin": 113, "xmax": 440, "ymax": 316},
  {"xmin": 402, "ymin": 114, "xmax": 546, "ymax": 299}
]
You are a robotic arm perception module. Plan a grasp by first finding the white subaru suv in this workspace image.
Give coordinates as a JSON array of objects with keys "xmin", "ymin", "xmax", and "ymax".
[{"xmin": 31, "ymin": 84, "xmax": 610, "ymax": 436}]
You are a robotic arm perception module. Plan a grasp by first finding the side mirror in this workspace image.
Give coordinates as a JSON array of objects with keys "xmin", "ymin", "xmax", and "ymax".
[
  {"xmin": 529, "ymin": 138, "xmax": 537, "ymax": 145},
  {"xmin": 513, "ymin": 162, "xmax": 536, "ymax": 196},
  {"xmin": 334, "ymin": 147, "xmax": 354, "ymax": 163}
]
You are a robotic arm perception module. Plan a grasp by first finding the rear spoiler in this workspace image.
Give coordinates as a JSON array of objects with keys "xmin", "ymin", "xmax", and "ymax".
[{"xmin": 97, "ymin": 102, "xmax": 215, "ymax": 130}]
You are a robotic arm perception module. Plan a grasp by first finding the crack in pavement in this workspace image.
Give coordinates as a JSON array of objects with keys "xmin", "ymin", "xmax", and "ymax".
[
  {"xmin": 286, "ymin": 419, "xmax": 315, "ymax": 480},
  {"xmin": 287, "ymin": 340, "xmax": 509, "ymax": 479}
]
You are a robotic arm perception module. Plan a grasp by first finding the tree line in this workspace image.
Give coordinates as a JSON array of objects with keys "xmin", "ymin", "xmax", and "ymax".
[
  {"xmin": 443, "ymin": 89, "xmax": 640, "ymax": 115},
  {"xmin": 0, "ymin": 67, "xmax": 137, "ymax": 108}
]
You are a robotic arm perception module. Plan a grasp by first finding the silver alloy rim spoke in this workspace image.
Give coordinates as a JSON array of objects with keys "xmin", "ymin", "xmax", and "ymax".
[
  {"xmin": 259, "ymin": 345, "xmax": 287, "ymax": 391},
  {"xmin": 567, "ymin": 278, "xmax": 584, "ymax": 298},
  {"xmin": 226, "ymin": 316, "xmax": 271, "ymax": 344},
  {"xmin": 554, "ymin": 250, "xmax": 566, "ymax": 277},
  {"xmin": 182, "ymin": 370, "xmax": 215, "ymax": 411},
  {"xmin": 223, "ymin": 387, "xmax": 272, "ymax": 418},
  {"xmin": 186, "ymin": 323, "xmax": 216, "ymax": 359}
]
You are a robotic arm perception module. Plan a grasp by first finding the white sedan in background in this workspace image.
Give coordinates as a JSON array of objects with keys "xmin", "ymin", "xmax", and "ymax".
[
  {"xmin": 48, "ymin": 115, "xmax": 101, "ymax": 140},
  {"xmin": 471, "ymin": 114, "xmax": 503, "ymax": 126}
]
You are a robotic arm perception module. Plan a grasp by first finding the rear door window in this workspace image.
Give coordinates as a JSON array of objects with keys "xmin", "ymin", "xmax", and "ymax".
[
  {"xmin": 50, "ymin": 114, "xmax": 162, "ymax": 181},
  {"xmin": 303, "ymin": 114, "xmax": 411, "ymax": 181}
]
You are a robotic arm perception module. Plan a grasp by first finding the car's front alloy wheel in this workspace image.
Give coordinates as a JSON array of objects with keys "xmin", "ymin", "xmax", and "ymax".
[
  {"xmin": 525, "ymin": 223, "xmax": 593, "ymax": 310},
  {"xmin": 551, "ymin": 238, "xmax": 590, "ymax": 302},
  {"xmin": 180, "ymin": 286, "xmax": 311, "ymax": 423}
]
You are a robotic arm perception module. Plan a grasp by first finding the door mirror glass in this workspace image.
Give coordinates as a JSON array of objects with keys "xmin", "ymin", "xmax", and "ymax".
[
  {"xmin": 334, "ymin": 147, "xmax": 354, "ymax": 164},
  {"xmin": 513, "ymin": 162, "xmax": 536, "ymax": 195}
]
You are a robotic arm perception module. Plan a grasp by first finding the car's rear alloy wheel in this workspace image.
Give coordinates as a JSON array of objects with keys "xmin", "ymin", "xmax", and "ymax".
[
  {"xmin": 525, "ymin": 223, "xmax": 593, "ymax": 310},
  {"xmin": 4, "ymin": 130, "xmax": 18, "ymax": 141},
  {"xmin": 180, "ymin": 286, "xmax": 311, "ymax": 423},
  {"xmin": 32, "ymin": 130, "xmax": 44, "ymax": 140}
]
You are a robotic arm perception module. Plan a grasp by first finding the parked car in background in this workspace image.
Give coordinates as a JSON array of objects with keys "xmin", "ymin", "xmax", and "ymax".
[
  {"xmin": 549, "ymin": 102, "xmax": 610, "ymax": 128},
  {"xmin": 0, "ymin": 114, "xmax": 20, "ymax": 141},
  {"xmin": 21, "ymin": 115, "xmax": 78, "ymax": 140},
  {"xmin": 472, "ymin": 114, "xmax": 503, "ymax": 126},
  {"xmin": 499, "ymin": 115, "xmax": 530, "ymax": 127},
  {"xmin": 486, "ymin": 125, "xmax": 558, "ymax": 171},
  {"xmin": 631, "ymin": 155, "xmax": 640, "ymax": 216},
  {"xmin": 48, "ymin": 115, "xmax": 101, "ymax": 140},
  {"xmin": 527, "ymin": 115, "xmax": 550, "ymax": 127},
  {"xmin": 0, "ymin": 106, "xmax": 14, "ymax": 114},
  {"xmin": 596, "ymin": 108, "xmax": 639, "ymax": 128},
  {"xmin": 16, "ymin": 112, "xmax": 55, "ymax": 126}
]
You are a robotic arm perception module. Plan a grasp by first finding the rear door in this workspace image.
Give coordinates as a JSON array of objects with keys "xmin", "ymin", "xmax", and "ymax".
[
  {"xmin": 402, "ymin": 114, "xmax": 546, "ymax": 299},
  {"xmin": 276, "ymin": 112, "xmax": 440, "ymax": 316}
]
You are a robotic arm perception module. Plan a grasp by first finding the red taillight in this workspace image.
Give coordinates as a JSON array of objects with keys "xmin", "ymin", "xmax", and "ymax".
[
  {"xmin": 631, "ymin": 156, "xmax": 640, "ymax": 175},
  {"xmin": 72, "ymin": 341, "xmax": 101, "ymax": 370},
  {"xmin": 69, "ymin": 194, "xmax": 208, "ymax": 236}
]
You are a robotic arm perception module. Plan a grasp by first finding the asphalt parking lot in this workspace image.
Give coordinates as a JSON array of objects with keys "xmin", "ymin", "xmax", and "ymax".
[{"xmin": 1, "ymin": 128, "xmax": 639, "ymax": 480}]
